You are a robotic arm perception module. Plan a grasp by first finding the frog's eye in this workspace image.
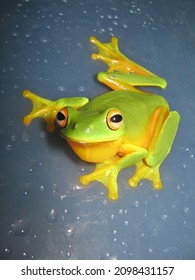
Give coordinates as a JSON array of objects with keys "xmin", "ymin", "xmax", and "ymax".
[
  {"xmin": 56, "ymin": 108, "xmax": 68, "ymax": 128},
  {"xmin": 107, "ymin": 109, "xmax": 123, "ymax": 130}
]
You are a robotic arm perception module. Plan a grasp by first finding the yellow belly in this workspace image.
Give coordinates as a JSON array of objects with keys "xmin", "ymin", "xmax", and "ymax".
[{"xmin": 67, "ymin": 139, "xmax": 122, "ymax": 163}]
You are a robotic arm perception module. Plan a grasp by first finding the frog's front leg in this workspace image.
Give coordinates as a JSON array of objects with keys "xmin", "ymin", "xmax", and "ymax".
[
  {"xmin": 80, "ymin": 147, "xmax": 147, "ymax": 200},
  {"xmin": 23, "ymin": 90, "xmax": 89, "ymax": 132},
  {"xmin": 80, "ymin": 158, "xmax": 120, "ymax": 200}
]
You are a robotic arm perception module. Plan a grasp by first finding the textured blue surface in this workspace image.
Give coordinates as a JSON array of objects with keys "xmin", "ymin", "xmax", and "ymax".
[{"xmin": 0, "ymin": 0, "xmax": 195, "ymax": 260}]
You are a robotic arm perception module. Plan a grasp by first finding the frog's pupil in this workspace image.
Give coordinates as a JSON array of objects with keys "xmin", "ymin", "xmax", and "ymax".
[
  {"xmin": 111, "ymin": 114, "xmax": 122, "ymax": 123},
  {"xmin": 57, "ymin": 112, "xmax": 65, "ymax": 121}
]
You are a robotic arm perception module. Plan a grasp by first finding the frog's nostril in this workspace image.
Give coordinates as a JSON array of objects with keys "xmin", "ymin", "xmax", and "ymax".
[{"xmin": 72, "ymin": 123, "xmax": 77, "ymax": 130}]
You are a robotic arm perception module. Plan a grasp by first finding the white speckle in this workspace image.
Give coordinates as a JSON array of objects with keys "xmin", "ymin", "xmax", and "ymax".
[
  {"xmin": 40, "ymin": 185, "xmax": 45, "ymax": 191},
  {"xmin": 22, "ymin": 252, "xmax": 28, "ymax": 258},
  {"xmin": 6, "ymin": 144, "xmax": 13, "ymax": 151},
  {"xmin": 161, "ymin": 214, "xmax": 168, "ymax": 221},
  {"xmin": 185, "ymin": 147, "xmax": 194, "ymax": 159},
  {"xmin": 72, "ymin": 184, "xmax": 82, "ymax": 191},
  {"xmin": 25, "ymin": 33, "xmax": 30, "ymax": 38},
  {"xmin": 60, "ymin": 250, "xmax": 64, "ymax": 256},
  {"xmin": 40, "ymin": 131, "xmax": 46, "ymax": 138},
  {"xmin": 124, "ymin": 220, "xmax": 129, "ymax": 226},
  {"xmin": 47, "ymin": 208, "xmax": 58, "ymax": 223},
  {"xmin": 103, "ymin": 199, "xmax": 107, "ymax": 205},
  {"xmin": 4, "ymin": 248, "xmax": 12, "ymax": 255},
  {"xmin": 134, "ymin": 200, "xmax": 139, "ymax": 207},
  {"xmin": 107, "ymin": 14, "xmax": 113, "ymax": 19},
  {"xmin": 57, "ymin": 85, "xmax": 66, "ymax": 92},
  {"xmin": 77, "ymin": 42, "xmax": 83, "ymax": 48},
  {"xmin": 64, "ymin": 225, "xmax": 74, "ymax": 238},
  {"xmin": 52, "ymin": 183, "xmax": 58, "ymax": 194},
  {"xmin": 60, "ymin": 194, "xmax": 67, "ymax": 200},
  {"xmin": 118, "ymin": 209, "xmax": 123, "ymax": 215},
  {"xmin": 100, "ymin": 28, "xmax": 106, "ymax": 33},
  {"xmin": 143, "ymin": 21, "xmax": 147, "ymax": 27},
  {"xmin": 184, "ymin": 207, "xmax": 189, "ymax": 213},
  {"xmin": 113, "ymin": 230, "xmax": 117, "ymax": 235},
  {"xmin": 149, "ymin": 248, "xmax": 153, "ymax": 253},
  {"xmin": 11, "ymin": 135, "xmax": 16, "ymax": 141},
  {"xmin": 78, "ymin": 86, "xmax": 86, "ymax": 92},
  {"xmin": 12, "ymin": 31, "xmax": 18, "ymax": 37},
  {"xmin": 40, "ymin": 36, "xmax": 48, "ymax": 43}
]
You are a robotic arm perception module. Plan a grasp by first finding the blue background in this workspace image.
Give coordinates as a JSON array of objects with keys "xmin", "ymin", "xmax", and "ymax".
[{"xmin": 0, "ymin": 0, "xmax": 195, "ymax": 259}]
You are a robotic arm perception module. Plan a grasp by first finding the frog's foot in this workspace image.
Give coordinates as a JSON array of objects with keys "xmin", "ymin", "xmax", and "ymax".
[
  {"xmin": 80, "ymin": 162, "xmax": 119, "ymax": 200},
  {"xmin": 23, "ymin": 90, "xmax": 59, "ymax": 132},
  {"xmin": 129, "ymin": 160, "xmax": 162, "ymax": 190},
  {"xmin": 90, "ymin": 36, "xmax": 154, "ymax": 76},
  {"xmin": 23, "ymin": 90, "xmax": 88, "ymax": 132}
]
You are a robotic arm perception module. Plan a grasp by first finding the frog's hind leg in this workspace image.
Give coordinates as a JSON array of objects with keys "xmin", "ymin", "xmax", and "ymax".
[
  {"xmin": 97, "ymin": 72, "xmax": 167, "ymax": 92},
  {"xmin": 90, "ymin": 36, "xmax": 167, "ymax": 91},
  {"xmin": 129, "ymin": 110, "xmax": 180, "ymax": 189},
  {"xmin": 90, "ymin": 36, "xmax": 154, "ymax": 76}
]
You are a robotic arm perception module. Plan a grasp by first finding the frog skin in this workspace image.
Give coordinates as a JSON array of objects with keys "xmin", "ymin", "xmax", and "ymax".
[{"xmin": 23, "ymin": 36, "xmax": 180, "ymax": 200}]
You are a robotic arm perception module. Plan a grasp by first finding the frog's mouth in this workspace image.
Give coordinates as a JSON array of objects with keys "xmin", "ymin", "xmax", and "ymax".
[{"xmin": 66, "ymin": 138, "xmax": 122, "ymax": 163}]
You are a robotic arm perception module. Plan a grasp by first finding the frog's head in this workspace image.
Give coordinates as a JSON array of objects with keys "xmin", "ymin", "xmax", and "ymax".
[{"xmin": 55, "ymin": 106, "xmax": 124, "ymax": 162}]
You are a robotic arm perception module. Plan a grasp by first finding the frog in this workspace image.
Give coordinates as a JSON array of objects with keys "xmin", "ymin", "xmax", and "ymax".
[{"xmin": 23, "ymin": 36, "xmax": 180, "ymax": 200}]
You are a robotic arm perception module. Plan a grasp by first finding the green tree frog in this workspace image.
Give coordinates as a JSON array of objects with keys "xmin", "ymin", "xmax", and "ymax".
[{"xmin": 23, "ymin": 36, "xmax": 180, "ymax": 200}]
